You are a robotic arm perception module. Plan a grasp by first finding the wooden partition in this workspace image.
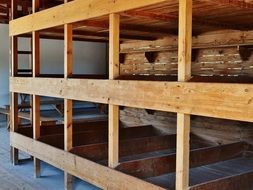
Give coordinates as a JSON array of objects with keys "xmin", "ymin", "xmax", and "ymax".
[{"xmin": 9, "ymin": 0, "xmax": 253, "ymax": 190}]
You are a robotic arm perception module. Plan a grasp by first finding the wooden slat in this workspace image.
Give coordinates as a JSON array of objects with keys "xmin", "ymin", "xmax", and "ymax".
[
  {"xmin": 176, "ymin": 1, "xmax": 192, "ymax": 190},
  {"xmin": 10, "ymin": 132, "xmax": 165, "ymax": 190},
  {"xmin": 108, "ymin": 13, "xmax": 120, "ymax": 168},
  {"xmin": 9, "ymin": 0, "xmax": 169, "ymax": 36},
  {"xmin": 10, "ymin": 77, "xmax": 253, "ymax": 122}
]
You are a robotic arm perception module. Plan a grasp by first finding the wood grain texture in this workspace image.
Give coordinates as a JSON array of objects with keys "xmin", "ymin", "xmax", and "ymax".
[{"xmin": 10, "ymin": 77, "xmax": 253, "ymax": 122}]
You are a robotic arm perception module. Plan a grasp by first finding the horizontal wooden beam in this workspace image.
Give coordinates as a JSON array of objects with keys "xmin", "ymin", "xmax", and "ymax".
[
  {"xmin": 10, "ymin": 77, "xmax": 253, "ymax": 122},
  {"xmin": 10, "ymin": 132, "xmax": 165, "ymax": 190},
  {"xmin": 211, "ymin": 0, "xmax": 253, "ymax": 10},
  {"xmin": 39, "ymin": 130, "xmax": 108, "ymax": 149},
  {"xmin": 39, "ymin": 125, "xmax": 159, "ymax": 150},
  {"xmin": 70, "ymin": 134, "xmax": 176, "ymax": 162},
  {"xmin": 9, "ymin": 0, "xmax": 168, "ymax": 36},
  {"xmin": 18, "ymin": 121, "xmax": 108, "ymax": 137},
  {"xmin": 125, "ymin": 10, "xmax": 243, "ymax": 31},
  {"xmin": 18, "ymin": 124, "xmax": 158, "ymax": 150},
  {"xmin": 42, "ymin": 28, "xmax": 156, "ymax": 41},
  {"xmin": 120, "ymin": 30, "xmax": 253, "ymax": 53}
]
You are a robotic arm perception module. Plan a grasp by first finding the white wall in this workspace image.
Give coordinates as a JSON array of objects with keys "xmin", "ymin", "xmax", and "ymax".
[
  {"xmin": 0, "ymin": 24, "xmax": 107, "ymax": 106},
  {"xmin": 0, "ymin": 24, "xmax": 9, "ymax": 107}
]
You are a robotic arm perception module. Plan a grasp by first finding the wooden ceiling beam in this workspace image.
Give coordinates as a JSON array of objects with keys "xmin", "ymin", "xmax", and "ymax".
[
  {"xmin": 125, "ymin": 10, "xmax": 246, "ymax": 31},
  {"xmin": 41, "ymin": 28, "xmax": 156, "ymax": 41},
  {"xmin": 74, "ymin": 20, "xmax": 176, "ymax": 37},
  {"xmin": 19, "ymin": 33, "xmax": 108, "ymax": 43},
  {"xmin": 211, "ymin": 0, "xmax": 253, "ymax": 9}
]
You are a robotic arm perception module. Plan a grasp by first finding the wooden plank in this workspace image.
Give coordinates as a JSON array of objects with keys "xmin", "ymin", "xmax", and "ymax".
[
  {"xmin": 18, "ymin": 121, "xmax": 108, "ymax": 138},
  {"xmin": 32, "ymin": 96, "xmax": 41, "ymax": 140},
  {"xmin": 64, "ymin": 4, "xmax": 73, "ymax": 187},
  {"xmin": 38, "ymin": 125, "xmax": 159, "ymax": 149},
  {"xmin": 177, "ymin": 0, "xmax": 192, "ymax": 82},
  {"xmin": 10, "ymin": 132, "xmax": 165, "ymax": 190},
  {"xmin": 9, "ymin": 0, "xmax": 169, "ymax": 36},
  {"xmin": 116, "ymin": 142, "xmax": 244, "ymax": 179},
  {"xmin": 108, "ymin": 13, "xmax": 120, "ymax": 168},
  {"xmin": 64, "ymin": 23, "xmax": 73, "ymax": 78},
  {"xmin": 33, "ymin": 95, "xmax": 41, "ymax": 178},
  {"xmin": 11, "ymin": 37, "xmax": 18, "ymax": 76},
  {"xmin": 176, "ymin": 1, "xmax": 192, "ymax": 190},
  {"xmin": 10, "ymin": 77, "xmax": 253, "ymax": 122},
  {"xmin": 64, "ymin": 98, "xmax": 73, "ymax": 190},
  {"xmin": 32, "ymin": 31, "xmax": 40, "ymax": 77},
  {"xmin": 176, "ymin": 113, "xmax": 190, "ymax": 190},
  {"xmin": 32, "ymin": 0, "xmax": 41, "ymax": 178},
  {"xmin": 120, "ymin": 30, "xmax": 253, "ymax": 53},
  {"xmin": 108, "ymin": 105, "xmax": 119, "ymax": 167},
  {"xmin": 70, "ymin": 134, "xmax": 176, "ymax": 162},
  {"xmin": 10, "ymin": 93, "xmax": 18, "ymax": 165},
  {"xmin": 10, "ymin": 0, "xmax": 18, "ymax": 166},
  {"xmin": 109, "ymin": 13, "xmax": 120, "ymax": 80}
]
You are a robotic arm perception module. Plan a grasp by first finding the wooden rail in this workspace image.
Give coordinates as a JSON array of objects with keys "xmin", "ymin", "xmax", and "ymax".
[{"xmin": 10, "ymin": 77, "xmax": 253, "ymax": 122}]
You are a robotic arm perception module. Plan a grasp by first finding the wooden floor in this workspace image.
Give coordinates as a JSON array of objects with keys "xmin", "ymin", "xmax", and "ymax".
[{"xmin": 0, "ymin": 118, "xmax": 100, "ymax": 190}]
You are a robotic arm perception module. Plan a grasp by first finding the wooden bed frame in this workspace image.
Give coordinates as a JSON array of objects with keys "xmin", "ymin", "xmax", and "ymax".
[{"xmin": 7, "ymin": 0, "xmax": 253, "ymax": 190}]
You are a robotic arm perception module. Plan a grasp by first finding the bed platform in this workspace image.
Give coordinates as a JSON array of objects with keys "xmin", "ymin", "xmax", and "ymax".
[{"xmin": 15, "ymin": 120, "xmax": 253, "ymax": 190}]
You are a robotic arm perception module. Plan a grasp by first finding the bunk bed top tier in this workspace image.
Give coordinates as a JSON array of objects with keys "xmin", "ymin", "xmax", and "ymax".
[{"xmin": 5, "ymin": 0, "xmax": 253, "ymax": 41}]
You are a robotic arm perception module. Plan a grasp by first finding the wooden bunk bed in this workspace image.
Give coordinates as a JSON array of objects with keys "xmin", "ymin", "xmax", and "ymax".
[{"xmin": 5, "ymin": 0, "xmax": 253, "ymax": 190}]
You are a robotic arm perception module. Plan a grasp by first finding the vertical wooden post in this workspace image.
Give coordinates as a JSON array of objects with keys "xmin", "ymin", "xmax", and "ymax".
[
  {"xmin": 10, "ymin": 0, "xmax": 19, "ymax": 166},
  {"xmin": 176, "ymin": 0, "xmax": 192, "ymax": 190},
  {"xmin": 32, "ymin": 0, "xmax": 41, "ymax": 178},
  {"xmin": 64, "ymin": 98, "xmax": 73, "ymax": 190},
  {"xmin": 64, "ymin": 1, "xmax": 73, "ymax": 189},
  {"xmin": 108, "ymin": 13, "xmax": 120, "ymax": 168}
]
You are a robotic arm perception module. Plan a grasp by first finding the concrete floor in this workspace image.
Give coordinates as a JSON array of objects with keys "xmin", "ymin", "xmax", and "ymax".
[{"xmin": 0, "ymin": 117, "xmax": 100, "ymax": 190}]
